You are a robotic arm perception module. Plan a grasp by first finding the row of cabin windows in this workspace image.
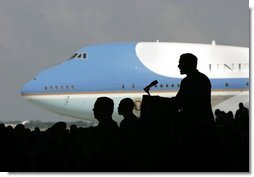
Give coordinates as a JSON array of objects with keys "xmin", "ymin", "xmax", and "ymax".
[
  {"xmin": 120, "ymin": 82, "xmax": 249, "ymax": 89},
  {"xmin": 155, "ymin": 83, "xmax": 180, "ymax": 88},
  {"xmin": 224, "ymin": 82, "xmax": 249, "ymax": 87},
  {"xmin": 121, "ymin": 83, "xmax": 181, "ymax": 89},
  {"xmin": 43, "ymin": 82, "xmax": 248, "ymax": 91},
  {"xmin": 44, "ymin": 85, "xmax": 75, "ymax": 91}
]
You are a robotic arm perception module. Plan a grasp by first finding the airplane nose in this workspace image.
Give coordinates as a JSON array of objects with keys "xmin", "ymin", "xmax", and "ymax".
[
  {"xmin": 20, "ymin": 77, "xmax": 42, "ymax": 97},
  {"xmin": 20, "ymin": 80, "xmax": 34, "ymax": 96}
]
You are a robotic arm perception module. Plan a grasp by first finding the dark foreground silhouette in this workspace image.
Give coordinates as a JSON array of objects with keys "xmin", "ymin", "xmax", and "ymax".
[{"xmin": 0, "ymin": 99, "xmax": 249, "ymax": 172}]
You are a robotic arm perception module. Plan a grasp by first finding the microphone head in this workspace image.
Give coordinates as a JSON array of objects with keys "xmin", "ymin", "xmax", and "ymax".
[
  {"xmin": 151, "ymin": 80, "xmax": 158, "ymax": 86},
  {"xmin": 144, "ymin": 80, "xmax": 158, "ymax": 95}
]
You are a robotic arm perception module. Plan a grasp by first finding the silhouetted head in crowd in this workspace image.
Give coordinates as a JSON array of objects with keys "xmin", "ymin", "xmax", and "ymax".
[
  {"xmin": 0, "ymin": 123, "xmax": 5, "ymax": 129},
  {"xmin": 118, "ymin": 98, "xmax": 134, "ymax": 116},
  {"xmin": 239, "ymin": 102, "xmax": 244, "ymax": 109},
  {"xmin": 34, "ymin": 127, "xmax": 41, "ymax": 133},
  {"xmin": 178, "ymin": 53, "xmax": 197, "ymax": 75},
  {"xmin": 70, "ymin": 124, "xmax": 78, "ymax": 133},
  {"xmin": 214, "ymin": 109, "xmax": 221, "ymax": 116},
  {"xmin": 226, "ymin": 111, "xmax": 234, "ymax": 119},
  {"xmin": 93, "ymin": 97, "xmax": 114, "ymax": 121},
  {"xmin": 15, "ymin": 124, "xmax": 25, "ymax": 131},
  {"xmin": 51, "ymin": 121, "xmax": 67, "ymax": 130}
]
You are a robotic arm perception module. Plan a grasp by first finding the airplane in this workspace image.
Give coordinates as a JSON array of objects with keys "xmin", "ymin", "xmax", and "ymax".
[{"xmin": 20, "ymin": 41, "xmax": 249, "ymax": 123}]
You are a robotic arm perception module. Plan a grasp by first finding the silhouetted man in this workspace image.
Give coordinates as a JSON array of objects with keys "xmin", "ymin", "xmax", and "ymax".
[
  {"xmin": 93, "ymin": 97, "xmax": 119, "ymax": 130},
  {"xmin": 235, "ymin": 102, "xmax": 249, "ymax": 133},
  {"xmin": 173, "ymin": 53, "xmax": 214, "ymax": 124},
  {"xmin": 235, "ymin": 102, "xmax": 249, "ymax": 120},
  {"xmin": 118, "ymin": 98, "xmax": 139, "ymax": 130}
]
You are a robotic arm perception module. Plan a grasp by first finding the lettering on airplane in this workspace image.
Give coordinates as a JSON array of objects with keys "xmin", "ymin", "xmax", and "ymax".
[{"xmin": 208, "ymin": 63, "xmax": 249, "ymax": 72}]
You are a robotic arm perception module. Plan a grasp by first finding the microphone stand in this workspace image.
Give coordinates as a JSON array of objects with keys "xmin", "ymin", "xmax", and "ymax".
[
  {"xmin": 143, "ymin": 80, "xmax": 158, "ymax": 96},
  {"xmin": 144, "ymin": 87, "xmax": 151, "ymax": 96}
]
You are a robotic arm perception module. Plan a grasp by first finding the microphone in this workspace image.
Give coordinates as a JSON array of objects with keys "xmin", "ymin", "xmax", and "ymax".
[{"xmin": 144, "ymin": 80, "xmax": 158, "ymax": 95}]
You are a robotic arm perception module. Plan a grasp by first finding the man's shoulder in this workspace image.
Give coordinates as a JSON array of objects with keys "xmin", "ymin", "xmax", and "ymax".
[
  {"xmin": 194, "ymin": 69, "xmax": 207, "ymax": 77},
  {"xmin": 195, "ymin": 70, "xmax": 210, "ymax": 81}
]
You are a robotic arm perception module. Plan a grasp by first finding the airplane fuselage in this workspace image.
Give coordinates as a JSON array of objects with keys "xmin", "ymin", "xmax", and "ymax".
[{"xmin": 21, "ymin": 42, "xmax": 249, "ymax": 123}]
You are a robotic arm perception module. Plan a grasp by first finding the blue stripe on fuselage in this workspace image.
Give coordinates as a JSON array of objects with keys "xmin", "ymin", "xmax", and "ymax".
[{"xmin": 21, "ymin": 43, "xmax": 249, "ymax": 95}]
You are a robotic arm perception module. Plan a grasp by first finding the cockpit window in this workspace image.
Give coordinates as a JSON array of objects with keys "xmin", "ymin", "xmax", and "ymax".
[
  {"xmin": 70, "ymin": 53, "xmax": 87, "ymax": 60},
  {"xmin": 71, "ymin": 53, "xmax": 78, "ymax": 59},
  {"xmin": 77, "ymin": 53, "xmax": 82, "ymax": 58}
]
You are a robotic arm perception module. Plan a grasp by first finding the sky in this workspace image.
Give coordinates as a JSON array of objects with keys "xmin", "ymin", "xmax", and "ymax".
[{"xmin": 0, "ymin": 0, "xmax": 249, "ymax": 122}]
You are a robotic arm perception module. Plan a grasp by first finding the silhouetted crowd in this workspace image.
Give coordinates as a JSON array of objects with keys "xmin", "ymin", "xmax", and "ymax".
[{"xmin": 0, "ymin": 99, "xmax": 249, "ymax": 172}]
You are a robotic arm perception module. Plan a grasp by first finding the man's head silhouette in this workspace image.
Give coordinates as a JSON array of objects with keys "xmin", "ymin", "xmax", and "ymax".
[
  {"xmin": 178, "ymin": 53, "xmax": 198, "ymax": 75},
  {"xmin": 93, "ymin": 97, "xmax": 114, "ymax": 121},
  {"xmin": 118, "ymin": 98, "xmax": 134, "ymax": 116},
  {"xmin": 239, "ymin": 102, "xmax": 244, "ymax": 109}
]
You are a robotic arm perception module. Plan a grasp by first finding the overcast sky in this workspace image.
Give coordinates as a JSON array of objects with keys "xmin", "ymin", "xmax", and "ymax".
[{"xmin": 0, "ymin": 0, "xmax": 249, "ymax": 122}]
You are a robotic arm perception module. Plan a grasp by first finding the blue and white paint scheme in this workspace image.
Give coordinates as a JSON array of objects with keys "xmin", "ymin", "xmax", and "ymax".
[{"xmin": 20, "ymin": 42, "xmax": 249, "ymax": 123}]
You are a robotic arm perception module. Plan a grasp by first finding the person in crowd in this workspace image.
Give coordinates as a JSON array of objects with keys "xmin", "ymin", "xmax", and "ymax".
[
  {"xmin": 118, "ymin": 98, "xmax": 139, "ymax": 130},
  {"xmin": 235, "ymin": 102, "xmax": 249, "ymax": 120},
  {"xmin": 92, "ymin": 97, "xmax": 119, "ymax": 130}
]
